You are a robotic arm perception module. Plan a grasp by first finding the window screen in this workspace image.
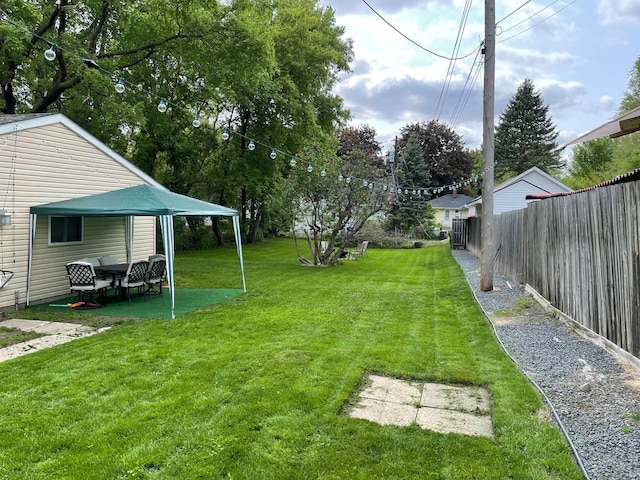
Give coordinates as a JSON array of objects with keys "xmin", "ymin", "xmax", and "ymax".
[{"xmin": 50, "ymin": 216, "xmax": 83, "ymax": 244}]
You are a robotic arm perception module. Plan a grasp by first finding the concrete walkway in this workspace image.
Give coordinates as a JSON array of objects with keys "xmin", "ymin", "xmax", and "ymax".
[{"xmin": 0, "ymin": 319, "xmax": 109, "ymax": 363}]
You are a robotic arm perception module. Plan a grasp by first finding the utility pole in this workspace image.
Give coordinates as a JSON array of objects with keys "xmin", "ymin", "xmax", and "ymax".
[{"xmin": 480, "ymin": 0, "xmax": 495, "ymax": 291}]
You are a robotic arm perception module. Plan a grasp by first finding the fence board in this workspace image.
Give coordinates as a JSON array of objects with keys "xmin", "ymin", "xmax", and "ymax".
[{"xmin": 466, "ymin": 181, "xmax": 640, "ymax": 358}]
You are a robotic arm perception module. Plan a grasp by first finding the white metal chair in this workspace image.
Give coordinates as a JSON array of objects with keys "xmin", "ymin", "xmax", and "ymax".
[
  {"xmin": 145, "ymin": 258, "xmax": 166, "ymax": 298},
  {"xmin": 120, "ymin": 260, "xmax": 150, "ymax": 304},
  {"xmin": 65, "ymin": 261, "xmax": 112, "ymax": 305}
]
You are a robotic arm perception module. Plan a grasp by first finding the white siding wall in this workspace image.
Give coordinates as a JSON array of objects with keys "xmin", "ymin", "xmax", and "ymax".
[
  {"xmin": 494, "ymin": 182, "xmax": 548, "ymax": 214},
  {"xmin": 0, "ymin": 123, "xmax": 156, "ymax": 310}
]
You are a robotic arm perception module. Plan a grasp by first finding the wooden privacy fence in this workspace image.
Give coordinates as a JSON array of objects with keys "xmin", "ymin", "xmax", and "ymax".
[{"xmin": 466, "ymin": 181, "xmax": 640, "ymax": 359}]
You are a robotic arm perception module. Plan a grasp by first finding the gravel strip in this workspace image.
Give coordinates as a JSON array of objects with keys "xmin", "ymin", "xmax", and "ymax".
[{"xmin": 452, "ymin": 249, "xmax": 640, "ymax": 480}]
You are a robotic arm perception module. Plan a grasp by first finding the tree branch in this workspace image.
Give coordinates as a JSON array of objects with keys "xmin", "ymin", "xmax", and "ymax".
[
  {"xmin": 88, "ymin": 1, "xmax": 110, "ymax": 54},
  {"xmin": 32, "ymin": 74, "xmax": 83, "ymax": 112},
  {"xmin": 97, "ymin": 34, "xmax": 193, "ymax": 59}
]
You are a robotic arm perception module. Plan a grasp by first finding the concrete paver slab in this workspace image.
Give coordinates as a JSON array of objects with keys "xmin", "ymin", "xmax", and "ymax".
[
  {"xmin": 0, "ymin": 319, "xmax": 93, "ymax": 336},
  {"xmin": 361, "ymin": 374, "xmax": 422, "ymax": 404},
  {"xmin": 416, "ymin": 406, "xmax": 494, "ymax": 438},
  {"xmin": 348, "ymin": 374, "xmax": 494, "ymax": 438},
  {"xmin": 421, "ymin": 383, "xmax": 491, "ymax": 414},
  {"xmin": 0, "ymin": 319, "xmax": 109, "ymax": 363},
  {"xmin": 350, "ymin": 397, "xmax": 418, "ymax": 426},
  {"xmin": 0, "ymin": 319, "xmax": 51, "ymax": 331}
]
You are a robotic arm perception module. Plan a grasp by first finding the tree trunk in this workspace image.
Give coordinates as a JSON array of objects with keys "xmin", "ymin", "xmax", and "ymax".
[{"xmin": 211, "ymin": 217, "xmax": 224, "ymax": 246}]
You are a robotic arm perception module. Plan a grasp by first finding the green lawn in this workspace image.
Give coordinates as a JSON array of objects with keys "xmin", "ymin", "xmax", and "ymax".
[{"xmin": 0, "ymin": 239, "xmax": 582, "ymax": 479}]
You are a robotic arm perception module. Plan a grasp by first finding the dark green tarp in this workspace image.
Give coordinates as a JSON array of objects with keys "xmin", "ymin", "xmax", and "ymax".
[{"xmin": 30, "ymin": 184, "xmax": 238, "ymax": 217}]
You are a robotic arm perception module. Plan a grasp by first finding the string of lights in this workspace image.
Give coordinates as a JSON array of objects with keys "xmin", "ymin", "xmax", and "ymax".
[{"xmin": 0, "ymin": 6, "xmax": 491, "ymax": 199}]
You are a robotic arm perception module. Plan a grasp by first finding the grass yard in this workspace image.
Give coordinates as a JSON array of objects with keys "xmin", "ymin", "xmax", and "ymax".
[{"xmin": 0, "ymin": 239, "xmax": 582, "ymax": 479}]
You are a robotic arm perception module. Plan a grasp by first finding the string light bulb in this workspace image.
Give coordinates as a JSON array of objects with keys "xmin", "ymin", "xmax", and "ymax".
[
  {"xmin": 44, "ymin": 44, "xmax": 57, "ymax": 61},
  {"xmin": 157, "ymin": 98, "xmax": 167, "ymax": 113},
  {"xmin": 321, "ymin": 169, "xmax": 326, "ymax": 177},
  {"xmin": 338, "ymin": 173, "xmax": 344, "ymax": 181},
  {"xmin": 307, "ymin": 163, "xmax": 313, "ymax": 173},
  {"xmin": 222, "ymin": 127, "xmax": 230, "ymax": 141},
  {"xmin": 270, "ymin": 149, "xmax": 277, "ymax": 160},
  {"xmin": 248, "ymin": 139, "xmax": 256, "ymax": 150},
  {"xmin": 346, "ymin": 177, "xmax": 352, "ymax": 184},
  {"xmin": 192, "ymin": 114, "xmax": 200, "ymax": 128},
  {"xmin": 115, "ymin": 77, "xmax": 125, "ymax": 93},
  {"xmin": 290, "ymin": 156, "xmax": 296, "ymax": 167}
]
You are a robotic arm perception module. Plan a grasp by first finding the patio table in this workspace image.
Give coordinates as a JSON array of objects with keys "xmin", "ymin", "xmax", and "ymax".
[{"xmin": 94, "ymin": 263, "xmax": 130, "ymax": 301}]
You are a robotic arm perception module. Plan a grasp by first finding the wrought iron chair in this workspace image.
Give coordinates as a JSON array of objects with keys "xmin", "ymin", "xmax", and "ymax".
[
  {"xmin": 65, "ymin": 261, "xmax": 112, "ymax": 305},
  {"xmin": 120, "ymin": 260, "xmax": 150, "ymax": 304},
  {"xmin": 145, "ymin": 258, "xmax": 166, "ymax": 298}
]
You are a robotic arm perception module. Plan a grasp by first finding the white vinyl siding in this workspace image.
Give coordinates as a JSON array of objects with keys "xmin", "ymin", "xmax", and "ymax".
[{"xmin": 0, "ymin": 122, "xmax": 156, "ymax": 309}]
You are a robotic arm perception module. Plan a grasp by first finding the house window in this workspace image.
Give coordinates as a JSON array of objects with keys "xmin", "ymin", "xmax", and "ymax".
[
  {"xmin": 49, "ymin": 216, "xmax": 83, "ymax": 245},
  {"xmin": 444, "ymin": 210, "xmax": 451, "ymax": 221}
]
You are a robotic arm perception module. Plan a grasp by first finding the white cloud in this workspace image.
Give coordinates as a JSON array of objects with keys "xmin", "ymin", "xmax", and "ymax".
[
  {"xmin": 329, "ymin": 0, "xmax": 636, "ymax": 152},
  {"xmin": 597, "ymin": 0, "xmax": 640, "ymax": 25}
]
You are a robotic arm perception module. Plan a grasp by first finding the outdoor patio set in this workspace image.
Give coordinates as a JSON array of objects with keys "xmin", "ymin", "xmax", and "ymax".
[{"xmin": 65, "ymin": 255, "xmax": 166, "ymax": 307}]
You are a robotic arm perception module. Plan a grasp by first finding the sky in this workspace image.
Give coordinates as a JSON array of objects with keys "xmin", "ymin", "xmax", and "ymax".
[{"xmin": 320, "ymin": 0, "xmax": 640, "ymax": 154}]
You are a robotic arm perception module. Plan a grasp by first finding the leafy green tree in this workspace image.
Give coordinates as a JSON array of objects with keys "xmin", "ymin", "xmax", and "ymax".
[
  {"xmin": 286, "ymin": 134, "xmax": 391, "ymax": 266},
  {"xmin": 565, "ymin": 138, "xmax": 614, "ymax": 189},
  {"xmin": 495, "ymin": 78, "xmax": 563, "ymax": 179},
  {"xmin": 397, "ymin": 120, "xmax": 474, "ymax": 189},
  {"xmin": 217, "ymin": 0, "xmax": 353, "ymax": 244},
  {"xmin": 619, "ymin": 56, "xmax": 640, "ymax": 114}
]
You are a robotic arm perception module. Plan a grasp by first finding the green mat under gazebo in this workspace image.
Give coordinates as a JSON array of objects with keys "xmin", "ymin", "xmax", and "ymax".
[{"xmin": 27, "ymin": 289, "xmax": 244, "ymax": 320}]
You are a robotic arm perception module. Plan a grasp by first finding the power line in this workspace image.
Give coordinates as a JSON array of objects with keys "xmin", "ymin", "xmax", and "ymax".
[
  {"xmin": 359, "ymin": 0, "xmax": 480, "ymax": 61},
  {"xmin": 498, "ymin": 0, "xmax": 576, "ymax": 43},
  {"xmin": 449, "ymin": 47, "xmax": 484, "ymax": 129},
  {"xmin": 496, "ymin": 0, "xmax": 533, "ymax": 25},
  {"xmin": 434, "ymin": 0, "xmax": 474, "ymax": 120}
]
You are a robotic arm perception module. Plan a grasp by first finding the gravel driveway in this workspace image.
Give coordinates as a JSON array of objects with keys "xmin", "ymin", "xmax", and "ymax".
[{"xmin": 452, "ymin": 249, "xmax": 640, "ymax": 480}]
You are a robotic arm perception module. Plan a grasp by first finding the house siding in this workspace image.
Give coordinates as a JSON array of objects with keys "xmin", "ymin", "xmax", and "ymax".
[
  {"xmin": 494, "ymin": 182, "xmax": 548, "ymax": 214},
  {"xmin": 466, "ymin": 167, "xmax": 573, "ymax": 216},
  {"xmin": 0, "ymin": 121, "xmax": 156, "ymax": 310}
]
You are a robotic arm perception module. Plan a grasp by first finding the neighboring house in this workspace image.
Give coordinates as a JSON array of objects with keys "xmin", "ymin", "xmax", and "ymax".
[
  {"xmin": 0, "ymin": 113, "xmax": 160, "ymax": 311},
  {"xmin": 466, "ymin": 166, "xmax": 573, "ymax": 216},
  {"xmin": 427, "ymin": 190, "xmax": 474, "ymax": 231}
]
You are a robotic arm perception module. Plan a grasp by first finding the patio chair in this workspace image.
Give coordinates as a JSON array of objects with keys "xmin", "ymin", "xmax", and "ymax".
[
  {"xmin": 347, "ymin": 241, "xmax": 369, "ymax": 260},
  {"xmin": 145, "ymin": 258, "xmax": 166, "ymax": 298},
  {"xmin": 65, "ymin": 261, "xmax": 112, "ymax": 305},
  {"xmin": 98, "ymin": 255, "xmax": 118, "ymax": 265},
  {"xmin": 120, "ymin": 260, "xmax": 150, "ymax": 304}
]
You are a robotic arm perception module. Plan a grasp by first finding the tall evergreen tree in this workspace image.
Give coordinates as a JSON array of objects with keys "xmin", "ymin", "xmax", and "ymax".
[
  {"xmin": 495, "ymin": 78, "xmax": 563, "ymax": 178},
  {"xmin": 393, "ymin": 135, "xmax": 431, "ymax": 233}
]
